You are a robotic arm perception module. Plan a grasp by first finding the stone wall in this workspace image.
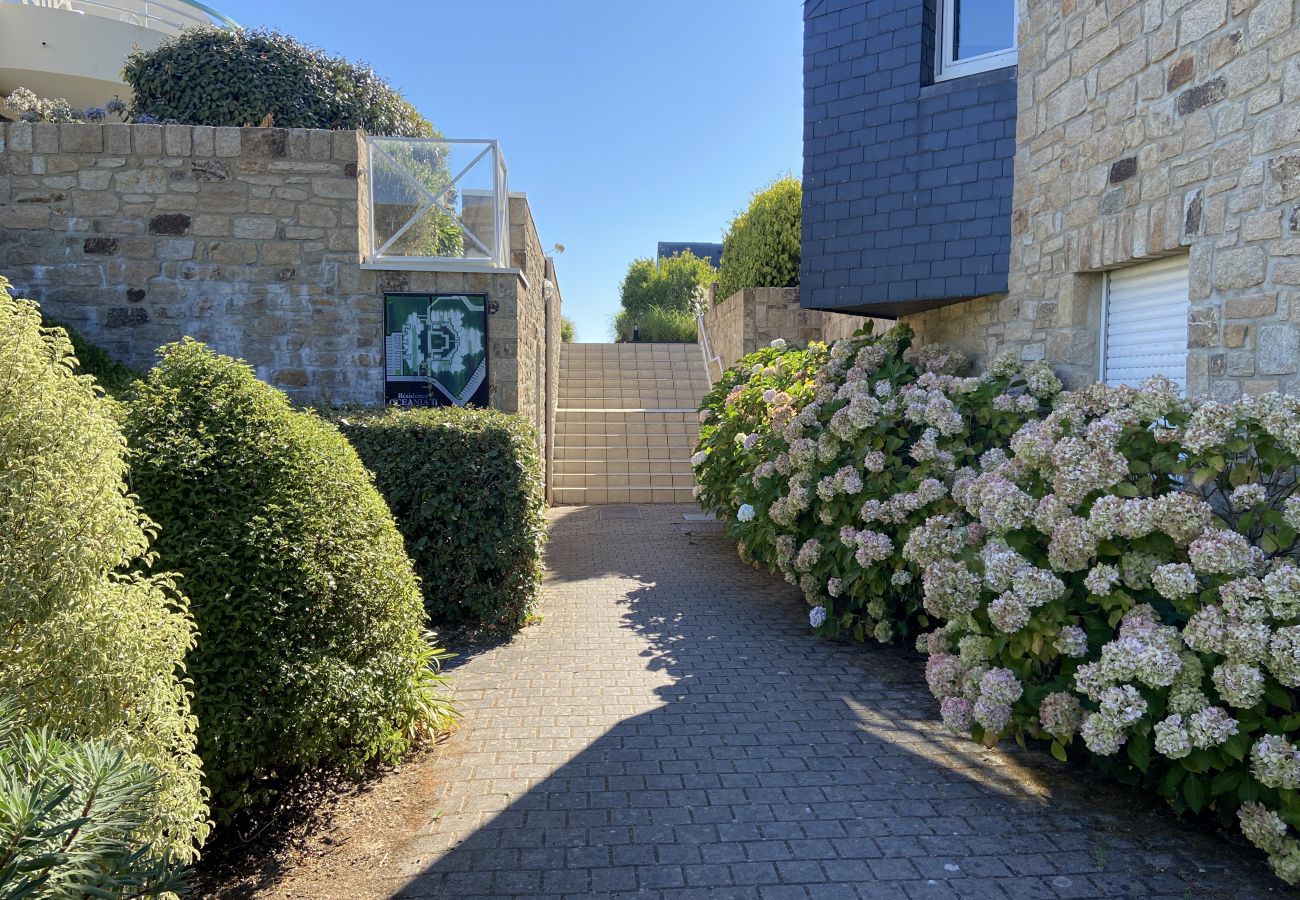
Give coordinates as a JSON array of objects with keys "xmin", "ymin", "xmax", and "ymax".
[
  {"xmin": 913, "ymin": 0, "xmax": 1300, "ymax": 396},
  {"xmin": 0, "ymin": 122, "xmax": 561, "ymax": 458},
  {"xmin": 904, "ymin": 293, "xmax": 1019, "ymax": 369},
  {"xmin": 701, "ymin": 286, "xmax": 888, "ymax": 371}
]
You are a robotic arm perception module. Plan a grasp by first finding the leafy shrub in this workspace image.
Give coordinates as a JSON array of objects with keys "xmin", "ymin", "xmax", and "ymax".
[
  {"xmin": 44, "ymin": 318, "xmax": 141, "ymax": 399},
  {"xmin": 612, "ymin": 305, "xmax": 697, "ymax": 343},
  {"xmin": 911, "ymin": 381, "xmax": 1300, "ymax": 883},
  {"xmin": 0, "ymin": 711, "xmax": 189, "ymax": 897},
  {"xmin": 124, "ymin": 340, "xmax": 449, "ymax": 820},
  {"xmin": 618, "ymin": 251, "xmax": 717, "ymax": 319},
  {"xmin": 1, "ymin": 87, "xmax": 130, "ymax": 124},
  {"xmin": 561, "ymin": 316, "xmax": 576, "ymax": 343},
  {"xmin": 0, "ymin": 278, "xmax": 207, "ymax": 861},
  {"xmin": 694, "ymin": 337, "xmax": 827, "ymax": 528},
  {"xmin": 123, "ymin": 28, "xmax": 432, "ymax": 136},
  {"xmin": 337, "ymin": 406, "xmax": 546, "ymax": 632},
  {"xmin": 715, "ymin": 177, "xmax": 802, "ymax": 301},
  {"xmin": 693, "ymin": 327, "xmax": 1059, "ymax": 644}
]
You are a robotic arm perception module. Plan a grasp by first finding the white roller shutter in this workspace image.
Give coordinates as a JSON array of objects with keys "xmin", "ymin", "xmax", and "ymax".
[{"xmin": 1102, "ymin": 256, "xmax": 1190, "ymax": 391}]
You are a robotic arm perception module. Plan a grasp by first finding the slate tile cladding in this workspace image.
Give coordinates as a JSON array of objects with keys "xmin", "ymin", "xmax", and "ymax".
[{"xmin": 801, "ymin": 0, "xmax": 1017, "ymax": 317}]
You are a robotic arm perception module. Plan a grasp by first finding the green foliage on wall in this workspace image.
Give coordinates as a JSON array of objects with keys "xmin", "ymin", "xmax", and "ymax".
[
  {"xmin": 716, "ymin": 177, "xmax": 803, "ymax": 302},
  {"xmin": 122, "ymin": 28, "xmax": 433, "ymax": 136},
  {"xmin": 124, "ymin": 340, "xmax": 446, "ymax": 820},
  {"xmin": 0, "ymin": 278, "xmax": 208, "ymax": 862},
  {"xmin": 561, "ymin": 316, "xmax": 576, "ymax": 343},
  {"xmin": 337, "ymin": 406, "xmax": 547, "ymax": 633},
  {"xmin": 612, "ymin": 306, "xmax": 697, "ymax": 343},
  {"xmin": 44, "ymin": 318, "xmax": 140, "ymax": 399},
  {"xmin": 618, "ymin": 250, "xmax": 717, "ymax": 320}
]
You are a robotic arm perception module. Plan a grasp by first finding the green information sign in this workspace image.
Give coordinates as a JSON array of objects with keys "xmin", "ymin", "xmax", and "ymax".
[{"xmin": 383, "ymin": 293, "xmax": 489, "ymax": 407}]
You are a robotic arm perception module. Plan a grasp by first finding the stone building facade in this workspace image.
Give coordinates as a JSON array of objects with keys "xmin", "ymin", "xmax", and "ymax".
[
  {"xmin": 0, "ymin": 121, "xmax": 563, "ymax": 469},
  {"xmin": 802, "ymin": 0, "xmax": 1300, "ymax": 397}
]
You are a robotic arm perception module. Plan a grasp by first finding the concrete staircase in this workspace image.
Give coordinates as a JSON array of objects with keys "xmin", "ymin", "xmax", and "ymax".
[{"xmin": 552, "ymin": 343, "xmax": 710, "ymax": 505}]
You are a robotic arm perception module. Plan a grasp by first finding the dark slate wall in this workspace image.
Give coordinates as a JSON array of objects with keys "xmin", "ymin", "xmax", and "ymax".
[{"xmin": 801, "ymin": 0, "xmax": 1016, "ymax": 317}]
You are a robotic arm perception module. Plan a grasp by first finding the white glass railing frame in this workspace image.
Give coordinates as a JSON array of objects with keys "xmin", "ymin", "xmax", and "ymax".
[{"xmin": 365, "ymin": 136, "xmax": 511, "ymax": 271}]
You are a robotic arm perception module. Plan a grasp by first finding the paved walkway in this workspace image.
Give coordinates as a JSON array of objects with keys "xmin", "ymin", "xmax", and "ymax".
[{"xmin": 390, "ymin": 505, "xmax": 1285, "ymax": 899}]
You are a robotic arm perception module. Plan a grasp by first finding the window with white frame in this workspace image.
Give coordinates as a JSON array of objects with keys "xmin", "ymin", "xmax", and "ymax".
[
  {"xmin": 1100, "ymin": 256, "xmax": 1191, "ymax": 393},
  {"xmin": 935, "ymin": 0, "xmax": 1019, "ymax": 81}
]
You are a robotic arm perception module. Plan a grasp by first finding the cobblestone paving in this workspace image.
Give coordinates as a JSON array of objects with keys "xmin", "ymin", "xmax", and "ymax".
[{"xmin": 391, "ymin": 505, "xmax": 1287, "ymax": 899}]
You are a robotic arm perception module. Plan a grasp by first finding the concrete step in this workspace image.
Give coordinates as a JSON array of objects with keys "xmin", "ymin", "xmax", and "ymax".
[
  {"xmin": 553, "ymin": 457, "xmax": 694, "ymax": 474},
  {"xmin": 552, "ymin": 486, "xmax": 696, "ymax": 505}
]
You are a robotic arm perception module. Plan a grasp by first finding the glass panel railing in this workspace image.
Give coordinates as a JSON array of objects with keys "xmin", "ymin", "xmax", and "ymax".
[
  {"xmin": 367, "ymin": 137, "xmax": 509, "ymax": 267},
  {"xmin": 0, "ymin": 0, "xmax": 240, "ymax": 34}
]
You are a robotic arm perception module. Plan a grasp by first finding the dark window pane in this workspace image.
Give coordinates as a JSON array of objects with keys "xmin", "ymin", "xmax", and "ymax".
[{"xmin": 954, "ymin": 0, "xmax": 1015, "ymax": 60}]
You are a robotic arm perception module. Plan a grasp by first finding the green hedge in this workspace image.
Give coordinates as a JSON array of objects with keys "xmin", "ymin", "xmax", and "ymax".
[
  {"xmin": 44, "ymin": 318, "xmax": 140, "ymax": 399},
  {"xmin": 715, "ymin": 177, "xmax": 802, "ymax": 302},
  {"xmin": 612, "ymin": 305, "xmax": 697, "ymax": 343},
  {"xmin": 124, "ymin": 340, "xmax": 449, "ymax": 820},
  {"xmin": 123, "ymin": 28, "xmax": 432, "ymax": 136},
  {"xmin": 0, "ymin": 278, "xmax": 207, "ymax": 861},
  {"xmin": 617, "ymin": 251, "xmax": 717, "ymax": 319},
  {"xmin": 337, "ymin": 406, "xmax": 546, "ymax": 632}
]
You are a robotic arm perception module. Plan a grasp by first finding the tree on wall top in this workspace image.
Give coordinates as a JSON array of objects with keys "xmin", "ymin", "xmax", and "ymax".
[
  {"xmin": 715, "ymin": 176, "xmax": 802, "ymax": 303},
  {"xmin": 122, "ymin": 28, "xmax": 433, "ymax": 136}
]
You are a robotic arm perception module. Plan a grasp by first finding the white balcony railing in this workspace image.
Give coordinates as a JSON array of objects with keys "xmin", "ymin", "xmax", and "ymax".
[
  {"xmin": 0, "ymin": 0, "xmax": 240, "ymax": 33},
  {"xmin": 366, "ymin": 137, "xmax": 511, "ymax": 270}
]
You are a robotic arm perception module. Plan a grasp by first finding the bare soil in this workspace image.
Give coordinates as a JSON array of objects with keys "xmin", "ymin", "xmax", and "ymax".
[{"xmin": 194, "ymin": 737, "xmax": 456, "ymax": 900}]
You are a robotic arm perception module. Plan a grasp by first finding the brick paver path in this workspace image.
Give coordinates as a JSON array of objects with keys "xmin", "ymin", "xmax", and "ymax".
[{"xmin": 392, "ymin": 505, "xmax": 1285, "ymax": 899}]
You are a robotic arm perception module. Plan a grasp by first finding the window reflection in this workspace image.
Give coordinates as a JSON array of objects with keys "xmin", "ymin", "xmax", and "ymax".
[{"xmin": 954, "ymin": 0, "xmax": 1015, "ymax": 60}]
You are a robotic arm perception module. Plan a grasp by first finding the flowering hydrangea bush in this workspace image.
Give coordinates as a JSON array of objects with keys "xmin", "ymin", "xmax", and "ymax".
[
  {"xmin": 693, "ymin": 339, "xmax": 828, "ymax": 560},
  {"xmin": 913, "ymin": 380, "xmax": 1300, "ymax": 883},
  {"xmin": 694, "ymin": 325, "xmax": 1060, "ymax": 645}
]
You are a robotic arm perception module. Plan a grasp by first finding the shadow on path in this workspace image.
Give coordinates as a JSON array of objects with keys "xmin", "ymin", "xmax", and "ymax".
[{"xmin": 394, "ymin": 506, "xmax": 1281, "ymax": 899}]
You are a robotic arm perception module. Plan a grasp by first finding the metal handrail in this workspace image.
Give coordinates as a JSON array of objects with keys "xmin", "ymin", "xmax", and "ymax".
[
  {"xmin": 0, "ymin": 0, "xmax": 240, "ymax": 32},
  {"xmin": 694, "ymin": 299, "xmax": 725, "ymax": 386}
]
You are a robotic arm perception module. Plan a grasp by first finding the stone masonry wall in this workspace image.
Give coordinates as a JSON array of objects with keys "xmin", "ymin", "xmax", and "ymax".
[
  {"xmin": 702, "ymin": 286, "xmax": 887, "ymax": 371},
  {"xmin": 0, "ymin": 122, "xmax": 560, "ymax": 443},
  {"xmin": 919, "ymin": 0, "xmax": 1300, "ymax": 396}
]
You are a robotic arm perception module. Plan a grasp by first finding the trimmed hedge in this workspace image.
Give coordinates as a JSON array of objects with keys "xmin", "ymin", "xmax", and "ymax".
[
  {"xmin": 0, "ymin": 279, "xmax": 207, "ymax": 861},
  {"xmin": 337, "ymin": 406, "xmax": 546, "ymax": 632},
  {"xmin": 123, "ymin": 28, "xmax": 432, "ymax": 136},
  {"xmin": 715, "ymin": 177, "xmax": 802, "ymax": 302},
  {"xmin": 124, "ymin": 340, "xmax": 448, "ymax": 820}
]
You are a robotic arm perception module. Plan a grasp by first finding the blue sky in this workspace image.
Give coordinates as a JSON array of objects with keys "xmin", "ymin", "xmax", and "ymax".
[{"xmin": 211, "ymin": 0, "xmax": 803, "ymax": 341}]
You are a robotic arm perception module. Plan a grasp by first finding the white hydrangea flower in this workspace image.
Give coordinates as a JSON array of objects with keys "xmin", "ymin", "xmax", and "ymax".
[
  {"xmin": 736, "ymin": 503, "xmax": 755, "ymax": 523},
  {"xmin": 770, "ymin": 338, "xmax": 786, "ymax": 349},
  {"xmin": 690, "ymin": 451, "xmax": 707, "ymax": 467},
  {"xmin": 1230, "ymin": 483, "xmax": 1268, "ymax": 509}
]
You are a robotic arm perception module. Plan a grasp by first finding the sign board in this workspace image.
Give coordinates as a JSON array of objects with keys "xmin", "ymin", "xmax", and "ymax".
[{"xmin": 383, "ymin": 293, "xmax": 489, "ymax": 407}]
